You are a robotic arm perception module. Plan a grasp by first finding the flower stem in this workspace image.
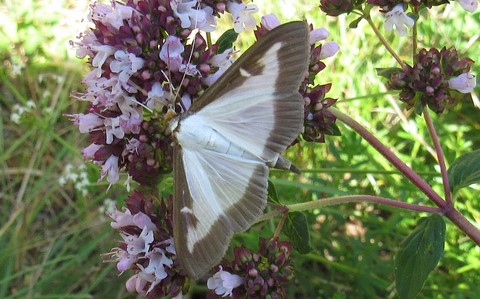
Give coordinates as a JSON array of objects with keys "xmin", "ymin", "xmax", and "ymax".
[
  {"xmin": 330, "ymin": 107, "xmax": 480, "ymax": 245},
  {"xmin": 444, "ymin": 208, "xmax": 480, "ymax": 245},
  {"xmin": 423, "ymin": 107, "xmax": 452, "ymax": 206},
  {"xmin": 412, "ymin": 5, "xmax": 418, "ymax": 60},
  {"xmin": 274, "ymin": 213, "xmax": 288, "ymax": 238},
  {"xmin": 364, "ymin": 15, "xmax": 406, "ymax": 68},
  {"xmin": 330, "ymin": 107, "xmax": 444, "ymax": 206},
  {"xmin": 287, "ymin": 195, "xmax": 441, "ymax": 214}
]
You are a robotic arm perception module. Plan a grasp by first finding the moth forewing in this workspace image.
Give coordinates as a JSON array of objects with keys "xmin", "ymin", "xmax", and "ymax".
[{"xmin": 172, "ymin": 21, "xmax": 309, "ymax": 279}]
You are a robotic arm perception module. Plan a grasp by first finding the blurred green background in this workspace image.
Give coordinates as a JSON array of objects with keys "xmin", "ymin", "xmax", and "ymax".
[{"xmin": 1, "ymin": 0, "xmax": 479, "ymax": 298}]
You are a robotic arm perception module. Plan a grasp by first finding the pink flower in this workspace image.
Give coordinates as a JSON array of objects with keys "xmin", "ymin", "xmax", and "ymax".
[
  {"xmin": 171, "ymin": 0, "xmax": 217, "ymax": 31},
  {"xmin": 101, "ymin": 155, "xmax": 120, "ymax": 184},
  {"xmin": 116, "ymin": 250, "xmax": 138, "ymax": 271},
  {"xmin": 204, "ymin": 49, "xmax": 233, "ymax": 86},
  {"xmin": 227, "ymin": 1, "xmax": 258, "ymax": 33},
  {"xmin": 81, "ymin": 143, "xmax": 102, "ymax": 160},
  {"xmin": 90, "ymin": 1, "xmax": 135, "ymax": 30},
  {"xmin": 120, "ymin": 115, "xmax": 142, "ymax": 135},
  {"xmin": 319, "ymin": 41, "xmax": 340, "ymax": 59},
  {"xmin": 159, "ymin": 36, "xmax": 184, "ymax": 71},
  {"xmin": 179, "ymin": 63, "xmax": 200, "ymax": 76},
  {"xmin": 207, "ymin": 266, "xmax": 243, "ymax": 297},
  {"xmin": 108, "ymin": 208, "xmax": 135, "ymax": 228},
  {"xmin": 384, "ymin": 4, "xmax": 414, "ymax": 36},
  {"xmin": 457, "ymin": 0, "xmax": 478, "ymax": 12},
  {"xmin": 126, "ymin": 274, "xmax": 148, "ymax": 294},
  {"xmin": 125, "ymin": 138, "xmax": 141, "ymax": 154},
  {"xmin": 261, "ymin": 14, "xmax": 280, "ymax": 30},
  {"xmin": 116, "ymin": 95, "xmax": 142, "ymax": 118},
  {"xmin": 144, "ymin": 247, "xmax": 174, "ymax": 282},
  {"xmin": 104, "ymin": 116, "xmax": 125, "ymax": 144},
  {"xmin": 146, "ymin": 82, "xmax": 169, "ymax": 109},
  {"xmin": 72, "ymin": 113, "xmax": 103, "ymax": 133},
  {"xmin": 122, "ymin": 226, "xmax": 154, "ymax": 256},
  {"xmin": 110, "ymin": 50, "xmax": 145, "ymax": 87},
  {"xmin": 309, "ymin": 28, "xmax": 329, "ymax": 45},
  {"xmin": 133, "ymin": 212, "xmax": 157, "ymax": 231},
  {"xmin": 448, "ymin": 73, "xmax": 476, "ymax": 93},
  {"xmin": 91, "ymin": 45, "xmax": 116, "ymax": 77}
]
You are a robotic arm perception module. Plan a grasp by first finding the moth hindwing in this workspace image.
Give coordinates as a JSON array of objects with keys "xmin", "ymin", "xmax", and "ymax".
[{"xmin": 171, "ymin": 21, "xmax": 309, "ymax": 279}]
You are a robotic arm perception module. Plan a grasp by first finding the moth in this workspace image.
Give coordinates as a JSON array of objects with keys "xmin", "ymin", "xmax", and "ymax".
[{"xmin": 169, "ymin": 21, "xmax": 309, "ymax": 279}]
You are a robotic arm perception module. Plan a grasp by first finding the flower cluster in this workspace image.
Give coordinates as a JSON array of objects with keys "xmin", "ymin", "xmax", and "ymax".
[
  {"xmin": 106, "ymin": 191, "xmax": 186, "ymax": 298},
  {"xmin": 71, "ymin": 0, "xmax": 338, "ymax": 188},
  {"xmin": 319, "ymin": 0, "xmax": 357, "ymax": 16},
  {"xmin": 72, "ymin": 1, "xmax": 338, "ymax": 296},
  {"xmin": 207, "ymin": 238, "xmax": 294, "ymax": 298},
  {"xmin": 70, "ymin": 0, "xmax": 259, "ymax": 187},
  {"xmin": 388, "ymin": 47, "xmax": 476, "ymax": 113}
]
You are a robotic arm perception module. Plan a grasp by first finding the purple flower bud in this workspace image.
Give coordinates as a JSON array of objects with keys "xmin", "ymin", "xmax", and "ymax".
[
  {"xmin": 320, "ymin": 0, "xmax": 354, "ymax": 16},
  {"xmin": 248, "ymin": 268, "xmax": 258, "ymax": 277}
]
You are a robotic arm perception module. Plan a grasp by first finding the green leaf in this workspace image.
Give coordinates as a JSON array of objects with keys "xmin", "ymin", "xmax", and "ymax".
[
  {"xmin": 395, "ymin": 214, "xmax": 446, "ymax": 299},
  {"xmin": 328, "ymin": 122, "xmax": 342, "ymax": 136},
  {"xmin": 413, "ymin": 94, "xmax": 424, "ymax": 115},
  {"xmin": 447, "ymin": 149, "xmax": 480, "ymax": 193},
  {"xmin": 349, "ymin": 16, "xmax": 363, "ymax": 29},
  {"xmin": 216, "ymin": 29, "xmax": 238, "ymax": 54},
  {"xmin": 267, "ymin": 180, "xmax": 280, "ymax": 204},
  {"xmin": 376, "ymin": 67, "xmax": 403, "ymax": 79},
  {"xmin": 284, "ymin": 212, "xmax": 311, "ymax": 254}
]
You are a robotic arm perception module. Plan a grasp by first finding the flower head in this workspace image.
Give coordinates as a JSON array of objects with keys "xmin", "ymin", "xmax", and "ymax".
[
  {"xmin": 209, "ymin": 238, "xmax": 294, "ymax": 298},
  {"xmin": 105, "ymin": 191, "xmax": 186, "ymax": 297},
  {"xmin": 388, "ymin": 47, "xmax": 475, "ymax": 113},
  {"xmin": 320, "ymin": 0, "xmax": 355, "ymax": 16}
]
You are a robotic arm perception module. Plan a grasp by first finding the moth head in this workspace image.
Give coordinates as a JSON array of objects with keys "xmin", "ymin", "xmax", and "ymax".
[{"xmin": 164, "ymin": 104, "xmax": 179, "ymax": 122}]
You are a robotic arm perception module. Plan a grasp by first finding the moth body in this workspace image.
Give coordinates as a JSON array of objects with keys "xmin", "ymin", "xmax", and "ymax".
[
  {"xmin": 172, "ymin": 21, "xmax": 309, "ymax": 279},
  {"xmin": 173, "ymin": 114, "xmax": 258, "ymax": 161}
]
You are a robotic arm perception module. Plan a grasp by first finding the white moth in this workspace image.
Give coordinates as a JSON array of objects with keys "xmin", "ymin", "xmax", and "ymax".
[{"xmin": 169, "ymin": 21, "xmax": 309, "ymax": 279}]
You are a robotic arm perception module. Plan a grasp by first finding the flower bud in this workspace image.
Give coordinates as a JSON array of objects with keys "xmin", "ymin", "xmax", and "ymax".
[{"xmin": 320, "ymin": 0, "xmax": 354, "ymax": 16}]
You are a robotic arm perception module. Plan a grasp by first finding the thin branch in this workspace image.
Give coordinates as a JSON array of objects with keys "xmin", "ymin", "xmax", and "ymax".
[
  {"xmin": 330, "ymin": 107, "xmax": 445, "ymax": 206},
  {"xmin": 423, "ymin": 107, "xmax": 452, "ymax": 206},
  {"xmin": 287, "ymin": 195, "xmax": 442, "ymax": 214},
  {"xmin": 364, "ymin": 15, "xmax": 406, "ymax": 68}
]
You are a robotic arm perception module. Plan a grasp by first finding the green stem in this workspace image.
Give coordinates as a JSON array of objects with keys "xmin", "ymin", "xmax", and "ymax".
[
  {"xmin": 364, "ymin": 15, "xmax": 405, "ymax": 68},
  {"xmin": 412, "ymin": 5, "xmax": 418, "ymax": 60},
  {"xmin": 423, "ymin": 107, "xmax": 452, "ymax": 206},
  {"xmin": 274, "ymin": 213, "xmax": 288, "ymax": 238},
  {"xmin": 287, "ymin": 195, "xmax": 441, "ymax": 214}
]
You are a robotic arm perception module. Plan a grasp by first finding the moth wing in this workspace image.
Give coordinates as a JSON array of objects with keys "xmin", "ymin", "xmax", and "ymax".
[
  {"xmin": 190, "ymin": 21, "xmax": 309, "ymax": 162},
  {"xmin": 173, "ymin": 145, "xmax": 268, "ymax": 279}
]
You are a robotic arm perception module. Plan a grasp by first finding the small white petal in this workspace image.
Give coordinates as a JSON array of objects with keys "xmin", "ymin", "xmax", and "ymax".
[
  {"xmin": 448, "ymin": 73, "xmax": 477, "ymax": 93},
  {"xmin": 384, "ymin": 4, "xmax": 414, "ymax": 37}
]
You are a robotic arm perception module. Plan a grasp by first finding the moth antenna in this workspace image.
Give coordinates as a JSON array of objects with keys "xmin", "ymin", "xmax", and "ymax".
[
  {"xmin": 160, "ymin": 68, "xmax": 186, "ymax": 113},
  {"xmin": 172, "ymin": 2, "xmax": 201, "ymax": 111},
  {"xmin": 127, "ymin": 79, "xmax": 148, "ymax": 96},
  {"xmin": 130, "ymin": 97, "xmax": 152, "ymax": 112}
]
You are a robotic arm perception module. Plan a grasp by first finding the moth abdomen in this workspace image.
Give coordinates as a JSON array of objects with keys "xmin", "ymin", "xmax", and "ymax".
[{"xmin": 176, "ymin": 114, "xmax": 259, "ymax": 161}]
